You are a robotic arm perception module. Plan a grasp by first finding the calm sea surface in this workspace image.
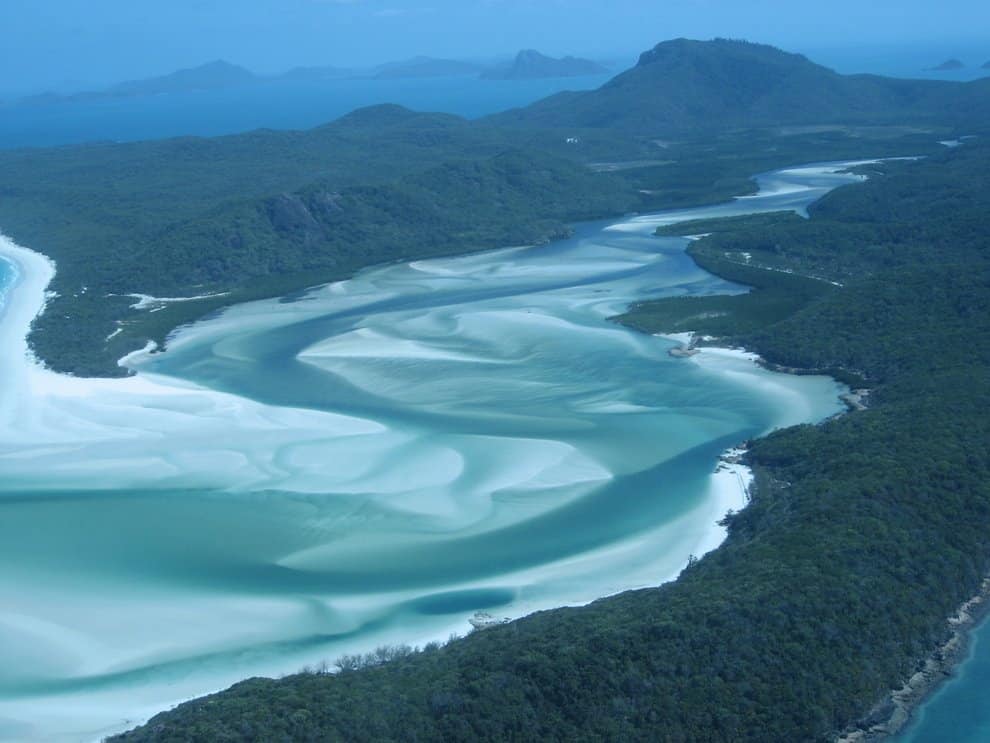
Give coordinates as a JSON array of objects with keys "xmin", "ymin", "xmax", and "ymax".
[{"xmin": 0, "ymin": 74, "xmax": 612, "ymax": 150}]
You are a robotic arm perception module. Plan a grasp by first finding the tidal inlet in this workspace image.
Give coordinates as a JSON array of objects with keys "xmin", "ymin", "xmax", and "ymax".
[{"xmin": 0, "ymin": 162, "xmax": 866, "ymax": 741}]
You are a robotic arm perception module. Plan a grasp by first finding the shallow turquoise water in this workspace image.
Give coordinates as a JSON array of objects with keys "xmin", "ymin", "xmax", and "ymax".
[
  {"xmin": 0, "ymin": 259, "xmax": 14, "ymax": 304},
  {"xmin": 0, "ymin": 162, "xmax": 866, "ymax": 741},
  {"xmin": 893, "ymin": 617, "xmax": 990, "ymax": 742}
]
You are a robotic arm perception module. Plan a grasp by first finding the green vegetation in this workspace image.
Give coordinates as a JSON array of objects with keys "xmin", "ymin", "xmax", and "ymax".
[
  {"xmin": 0, "ymin": 105, "xmax": 940, "ymax": 376},
  {"xmin": 3, "ymin": 39, "xmax": 989, "ymax": 739},
  {"xmin": 0, "ymin": 108, "xmax": 650, "ymax": 375},
  {"xmin": 618, "ymin": 211, "xmax": 837, "ymax": 338},
  {"xmin": 110, "ymin": 137, "xmax": 990, "ymax": 741},
  {"xmin": 491, "ymin": 38, "xmax": 990, "ymax": 133}
]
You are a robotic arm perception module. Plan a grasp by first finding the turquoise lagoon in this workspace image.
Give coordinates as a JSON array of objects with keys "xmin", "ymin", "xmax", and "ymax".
[{"xmin": 0, "ymin": 163, "xmax": 870, "ymax": 741}]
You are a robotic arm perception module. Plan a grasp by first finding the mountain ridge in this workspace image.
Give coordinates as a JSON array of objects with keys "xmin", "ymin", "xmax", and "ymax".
[
  {"xmin": 95, "ymin": 60, "xmax": 255, "ymax": 99},
  {"xmin": 488, "ymin": 38, "xmax": 990, "ymax": 133},
  {"xmin": 9, "ymin": 50, "xmax": 608, "ymax": 107},
  {"xmin": 926, "ymin": 58, "xmax": 965, "ymax": 71}
]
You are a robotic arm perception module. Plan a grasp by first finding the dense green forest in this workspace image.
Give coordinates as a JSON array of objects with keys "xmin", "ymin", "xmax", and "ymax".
[
  {"xmin": 110, "ymin": 138, "xmax": 990, "ymax": 741},
  {"xmin": 0, "ymin": 101, "xmax": 940, "ymax": 375}
]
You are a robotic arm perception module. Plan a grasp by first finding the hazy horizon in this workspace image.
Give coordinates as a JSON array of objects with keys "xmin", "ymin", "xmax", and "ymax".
[{"xmin": 2, "ymin": 0, "xmax": 988, "ymax": 95}]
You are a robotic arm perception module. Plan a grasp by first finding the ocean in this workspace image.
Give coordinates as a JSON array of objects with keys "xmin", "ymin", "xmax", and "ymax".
[{"xmin": 0, "ymin": 73, "xmax": 613, "ymax": 150}]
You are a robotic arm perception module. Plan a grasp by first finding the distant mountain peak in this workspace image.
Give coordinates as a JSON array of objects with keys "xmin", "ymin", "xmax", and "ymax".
[
  {"xmin": 14, "ymin": 59, "xmax": 259, "ymax": 105},
  {"xmin": 516, "ymin": 49, "xmax": 550, "ymax": 62},
  {"xmin": 927, "ymin": 59, "xmax": 965, "ymax": 71},
  {"xmin": 487, "ymin": 37, "xmax": 989, "ymax": 134},
  {"xmin": 154, "ymin": 59, "xmax": 256, "ymax": 80},
  {"xmin": 109, "ymin": 60, "xmax": 258, "ymax": 96},
  {"xmin": 482, "ymin": 50, "xmax": 609, "ymax": 80},
  {"xmin": 635, "ymin": 38, "xmax": 816, "ymax": 72}
]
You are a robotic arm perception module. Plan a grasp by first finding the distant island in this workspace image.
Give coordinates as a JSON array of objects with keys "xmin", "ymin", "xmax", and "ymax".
[
  {"xmin": 927, "ymin": 58, "xmax": 965, "ymax": 71},
  {"xmin": 10, "ymin": 50, "xmax": 610, "ymax": 107},
  {"xmin": 35, "ymin": 60, "xmax": 258, "ymax": 103},
  {"xmin": 482, "ymin": 49, "xmax": 609, "ymax": 80},
  {"xmin": 983, "ymin": 60, "xmax": 990, "ymax": 70}
]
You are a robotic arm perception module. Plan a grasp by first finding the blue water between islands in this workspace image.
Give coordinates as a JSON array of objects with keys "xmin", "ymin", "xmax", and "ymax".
[{"xmin": 0, "ymin": 73, "xmax": 613, "ymax": 149}]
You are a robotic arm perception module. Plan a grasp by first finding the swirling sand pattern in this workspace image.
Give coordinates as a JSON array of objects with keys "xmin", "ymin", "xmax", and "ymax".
[{"xmin": 0, "ymin": 162, "xmax": 868, "ymax": 741}]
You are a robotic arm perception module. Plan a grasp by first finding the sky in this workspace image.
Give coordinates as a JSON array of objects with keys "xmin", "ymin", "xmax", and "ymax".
[{"xmin": 1, "ymin": 0, "xmax": 989, "ymax": 93}]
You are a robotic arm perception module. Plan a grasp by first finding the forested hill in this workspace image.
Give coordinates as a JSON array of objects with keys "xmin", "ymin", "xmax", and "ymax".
[
  {"xmin": 3, "ymin": 37, "xmax": 988, "ymax": 378},
  {"xmin": 112, "ymin": 138, "xmax": 990, "ymax": 742},
  {"xmin": 0, "ymin": 92, "xmax": 942, "ymax": 377},
  {"xmin": 0, "ymin": 106, "xmax": 643, "ymax": 376},
  {"xmin": 489, "ymin": 38, "xmax": 990, "ymax": 133}
]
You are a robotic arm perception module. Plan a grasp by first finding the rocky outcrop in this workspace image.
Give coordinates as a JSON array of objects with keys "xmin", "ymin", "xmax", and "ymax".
[{"xmin": 837, "ymin": 578, "xmax": 990, "ymax": 741}]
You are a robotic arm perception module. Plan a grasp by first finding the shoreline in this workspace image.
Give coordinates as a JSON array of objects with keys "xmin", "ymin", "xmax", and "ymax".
[
  {"xmin": 44, "ymin": 144, "xmax": 980, "ymax": 741},
  {"xmin": 651, "ymin": 321, "xmax": 983, "ymax": 743},
  {"xmin": 0, "ymin": 232, "xmax": 56, "ymax": 366},
  {"xmin": 24, "ymin": 157, "xmax": 901, "ymax": 381},
  {"xmin": 837, "ymin": 577, "xmax": 990, "ymax": 742},
  {"xmin": 656, "ymin": 331, "xmax": 990, "ymax": 741},
  {"xmin": 0, "ymin": 157, "xmax": 884, "ymax": 741},
  {"xmin": 0, "ymin": 231, "xmax": 770, "ymax": 743}
]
